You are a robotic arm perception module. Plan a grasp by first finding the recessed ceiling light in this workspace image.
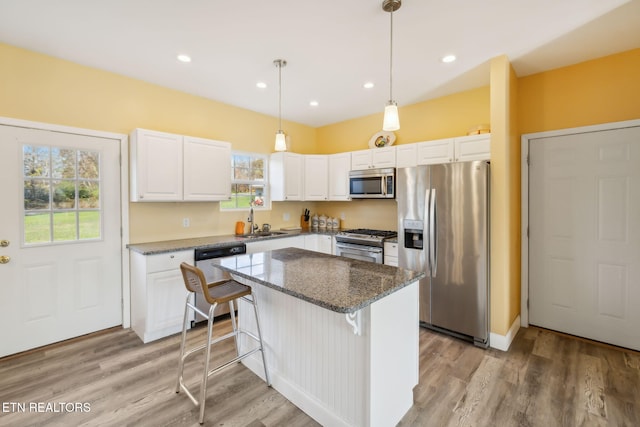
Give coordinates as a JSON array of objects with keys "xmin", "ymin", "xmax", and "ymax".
[
  {"xmin": 256, "ymin": 82, "xmax": 267, "ymax": 89},
  {"xmin": 363, "ymin": 82, "xmax": 375, "ymax": 89},
  {"xmin": 177, "ymin": 54, "xmax": 191, "ymax": 63},
  {"xmin": 441, "ymin": 55, "xmax": 456, "ymax": 63},
  {"xmin": 309, "ymin": 100, "xmax": 319, "ymax": 107}
]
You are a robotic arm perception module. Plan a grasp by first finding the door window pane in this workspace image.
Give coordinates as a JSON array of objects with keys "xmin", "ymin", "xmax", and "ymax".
[{"xmin": 23, "ymin": 144, "xmax": 102, "ymax": 245}]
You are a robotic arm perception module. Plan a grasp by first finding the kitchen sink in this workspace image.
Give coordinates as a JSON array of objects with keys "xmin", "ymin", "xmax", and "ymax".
[{"xmin": 239, "ymin": 231, "xmax": 288, "ymax": 239}]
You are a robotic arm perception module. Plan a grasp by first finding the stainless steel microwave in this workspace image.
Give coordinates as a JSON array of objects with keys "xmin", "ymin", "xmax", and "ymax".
[{"xmin": 349, "ymin": 167, "xmax": 395, "ymax": 199}]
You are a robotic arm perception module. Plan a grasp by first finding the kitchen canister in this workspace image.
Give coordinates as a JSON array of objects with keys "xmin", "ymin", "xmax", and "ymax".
[
  {"xmin": 318, "ymin": 214, "xmax": 327, "ymax": 231},
  {"xmin": 311, "ymin": 214, "xmax": 319, "ymax": 231},
  {"xmin": 331, "ymin": 217, "xmax": 339, "ymax": 230}
]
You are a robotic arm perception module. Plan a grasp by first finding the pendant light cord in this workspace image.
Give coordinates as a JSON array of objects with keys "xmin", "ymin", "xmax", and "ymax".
[
  {"xmin": 389, "ymin": 6, "xmax": 394, "ymax": 102},
  {"xmin": 278, "ymin": 60, "xmax": 283, "ymax": 131}
]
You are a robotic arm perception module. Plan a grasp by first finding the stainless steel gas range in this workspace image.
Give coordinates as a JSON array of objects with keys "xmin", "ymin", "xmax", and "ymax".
[{"xmin": 335, "ymin": 228, "xmax": 397, "ymax": 264}]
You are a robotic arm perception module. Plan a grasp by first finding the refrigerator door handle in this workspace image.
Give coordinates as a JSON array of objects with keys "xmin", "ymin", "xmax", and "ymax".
[
  {"xmin": 430, "ymin": 188, "xmax": 437, "ymax": 277},
  {"xmin": 424, "ymin": 188, "xmax": 431, "ymax": 274}
]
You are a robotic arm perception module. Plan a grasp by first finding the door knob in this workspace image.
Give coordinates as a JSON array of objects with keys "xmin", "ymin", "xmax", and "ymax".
[
  {"xmin": 0, "ymin": 255, "xmax": 10, "ymax": 264},
  {"xmin": 0, "ymin": 240, "xmax": 8, "ymax": 247}
]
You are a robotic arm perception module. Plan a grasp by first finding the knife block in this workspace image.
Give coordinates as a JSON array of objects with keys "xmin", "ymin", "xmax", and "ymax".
[{"xmin": 300, "ymin": 215, "xmax": 310, "ymax": 230}]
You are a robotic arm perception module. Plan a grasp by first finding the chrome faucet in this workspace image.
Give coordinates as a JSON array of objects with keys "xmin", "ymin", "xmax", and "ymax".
[{"xmin": 247, "ymin": 206, "xmax": 258, "ymax": 234}]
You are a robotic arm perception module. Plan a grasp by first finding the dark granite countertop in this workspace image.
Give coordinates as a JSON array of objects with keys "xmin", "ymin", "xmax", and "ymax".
[
  {"xmin": 211, "ymin": 247, "xmax": 424, "ymax": 313},
  {"xmin": 127, "ymin": 229, "xmax": 341, "ymax": 255}
]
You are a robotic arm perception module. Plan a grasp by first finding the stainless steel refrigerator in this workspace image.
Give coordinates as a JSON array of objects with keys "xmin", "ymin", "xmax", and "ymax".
[{"xmin": 397, "ymin": 161, "xmax": 489, "ymax": 348}]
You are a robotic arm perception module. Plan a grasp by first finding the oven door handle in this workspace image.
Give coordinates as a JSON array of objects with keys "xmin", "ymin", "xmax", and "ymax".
[{"xmin": 336, "ymin": 242, "xmax": 383, "ymax": 254}]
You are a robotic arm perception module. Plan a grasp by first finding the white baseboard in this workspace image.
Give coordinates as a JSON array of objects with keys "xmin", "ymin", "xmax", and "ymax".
[{"xmin": 489, "ymin": 315, "xmax": 520, "ymax": 351}]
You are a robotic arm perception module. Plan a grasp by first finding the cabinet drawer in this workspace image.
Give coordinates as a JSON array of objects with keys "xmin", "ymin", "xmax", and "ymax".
[
  {"xmin": 384, "ymin": 242, "xmax": 398, "ymax": 257},
  {"xmin": 146, "ymin": 251, "xmax": 194, "ymax": 274}
]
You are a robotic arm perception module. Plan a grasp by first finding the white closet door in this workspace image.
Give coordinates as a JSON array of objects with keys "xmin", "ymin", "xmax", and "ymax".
[{"xmin": 529, "ymin": 125, "xmax": 640, "ymax": 350}]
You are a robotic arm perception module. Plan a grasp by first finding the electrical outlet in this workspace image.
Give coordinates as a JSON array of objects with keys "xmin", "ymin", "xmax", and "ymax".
[
  {"xmin": 340, "ymin": 212, "xmax": 346, "ymax": 220},
  {"xmin": 283, "ymin": 212, "xmax": 290, "ymax": 221},
  {"xmin": 182, "ymin": 218, "xmax": 190, "ymax": 227}
]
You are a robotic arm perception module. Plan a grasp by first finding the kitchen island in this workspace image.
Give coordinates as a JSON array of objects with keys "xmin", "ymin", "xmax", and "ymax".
[{"xmin": 211, "ymin": 247, "xmax": 424, "ymax": 427}]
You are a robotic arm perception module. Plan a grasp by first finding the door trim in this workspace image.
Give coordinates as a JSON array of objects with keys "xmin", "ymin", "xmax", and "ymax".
[
  {"xmin": 0, "ymin": 116, "xmax": 131, "ymax": 328},
  {"xmin": 520, "ymin": 118, "xmax": 640, "ymax": 328}
]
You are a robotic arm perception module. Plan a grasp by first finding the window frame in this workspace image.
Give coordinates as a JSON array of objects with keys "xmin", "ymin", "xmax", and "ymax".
[{"xmin": 220, "ymin": 151, "xmax": 270, "ymax": 211}]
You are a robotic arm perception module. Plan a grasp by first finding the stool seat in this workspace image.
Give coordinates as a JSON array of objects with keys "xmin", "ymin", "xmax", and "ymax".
[
  {"xmin": 175, "ymin": 262, "xmax": 270, "ymax": 424},
  {"xmin": 205, "ymin": 279, "xmax": 252, "ymax": 305}
]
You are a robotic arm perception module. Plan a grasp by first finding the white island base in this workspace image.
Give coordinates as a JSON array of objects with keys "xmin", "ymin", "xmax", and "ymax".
[{"xmin": 236, "ymin": 278, "xmax": 419, "ymax": 427}]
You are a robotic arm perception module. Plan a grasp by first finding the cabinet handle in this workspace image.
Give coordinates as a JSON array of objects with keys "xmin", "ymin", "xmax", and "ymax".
[{"xmin": 170, "ymin": 255, "xmax": 175, "ymax": 259}]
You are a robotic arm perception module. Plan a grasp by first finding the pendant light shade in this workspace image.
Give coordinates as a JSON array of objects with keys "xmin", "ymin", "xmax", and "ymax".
[
  {"xmin": 382, "ymin": 0, "xmax": 401, "ymax": 132},
  {"xmin": 275, "ymin": 130, "xmax": 287, "ymax": 152},
  {"xmin": 274, "ymin": 59, "xmax": 288, "ymax": 152},
  {"xmin": 383, "ymin": 101, "xmax": 400, "ymax": 131}
]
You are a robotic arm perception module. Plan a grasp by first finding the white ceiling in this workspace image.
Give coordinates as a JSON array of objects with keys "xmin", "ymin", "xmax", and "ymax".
[{"xmin": 1, "ymin": 0, "xmax": 639, "ymax": 128}]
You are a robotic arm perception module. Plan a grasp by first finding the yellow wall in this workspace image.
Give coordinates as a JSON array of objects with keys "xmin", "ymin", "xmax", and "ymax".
[
  {"xmin": 0, "ymin": 43, "xmax": 318, "ymax": 243},
  {"xmin": 488, "ymin": 56, "xmax": 521, "ymax": 336},
  {"xmin": 519, "ymin": 48, "xmax": 640, "ymax": 133}
]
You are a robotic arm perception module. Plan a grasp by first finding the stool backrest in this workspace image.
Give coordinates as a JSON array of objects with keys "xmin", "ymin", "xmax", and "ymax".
[{"xmin": 180, "ymin": 262, "xmax": 207, "ymax": 295}]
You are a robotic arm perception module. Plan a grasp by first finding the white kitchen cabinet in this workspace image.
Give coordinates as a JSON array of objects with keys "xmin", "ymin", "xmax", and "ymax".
[
  {"xmin": 304, "ymin": 155, "xmax": 329, "ymax": 200},
  {"xmin": 304, "ymin": 234, "xmax": 333, "ymax": 254},
  {"xmin": 454, "ymin": 133, "xmax": 491, "ymax": 162},
  {"xmin": 328, "ymin": 152, "xmax": 351, "ymax": 200},
  {"xmin": 395, "ymin": 144, "xmax": 418, "ymax": 168},
  {"xmin": 417, "ymin": 138, "xmax": 455, "ymax": 165},
  {"xmin": 130, "ymin": 250, "xmax": 193, "ymax": 343},
  {"xmin": 130, "ymin": 129, "xmax": 183, "ymax": 201},
  {"xmin": 130, "ymin": 128, "xmax": 231, "ymax": 202},
  {"xmin": 183, "ymin": 136, "xmax": 231, "ymax": 201},
  {"xmin": 245, "ymin": 235, "xmax": 305, "ymax": 253},
  {"xmin": 384, "ymin": 241, "xmax": 398, "ymax": 266},
  {"xmin": 350, "ymin": 146, "xmax": 396, "ymax": 170},
  {"xmin": 270, "ymin": 152, "xmax": 303, "ymax": 201},
  {"xmin": 414, "ymin": 134, "xmax": 490, "ymax": 165}
]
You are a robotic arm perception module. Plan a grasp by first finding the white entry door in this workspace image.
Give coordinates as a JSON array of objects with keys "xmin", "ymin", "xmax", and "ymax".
[
  {"xmin": 0, "ymin": 125, "xmax": 122, "ymax": 357},
  {"xmin": 529, "ymin": 125, "xmax": 640, "ymax": 351}
]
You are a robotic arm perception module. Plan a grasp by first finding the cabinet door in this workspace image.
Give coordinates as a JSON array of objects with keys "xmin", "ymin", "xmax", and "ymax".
[
  {"xmin": 147, "ymin": 269, "xmax": 189, "ymax": 338},
  {"xmin": 351, "ymin": 149, "xmax": 372, "ymax": 170},
  {"xmin": 317, "ymin": 235, "xmax": 333, "ymax": 254},
  {"xmin": 371, "ymin": 146, "xmax": 396, "ymax": 168},
  {"xmin": 183, "ymin": 136, "xmax": 231, "ymax": 201},
  {"xmin": 417, "ymin": 138, "xmax": 454, "ymax": 165},
  {"xmin": 454, "ymin": 134, "xmax": 490, "ymax": 161},
  {"xmin": 395, "ymin": 144, "xmax": 417, "ymax": 168},
  {"xmin": 304, "ymin": 155, "xmax": 328, "ymax": 200},
  {"xmin": 130, "ymin": 129, "xmax": 183, "ymax": 201},
  {"xmin": 271, "ymin": 152, "xmax": 303, "ymax": 201},
  {"xmin": 328, "ymin": 153, "xmax": 351, "ymax": 200}
]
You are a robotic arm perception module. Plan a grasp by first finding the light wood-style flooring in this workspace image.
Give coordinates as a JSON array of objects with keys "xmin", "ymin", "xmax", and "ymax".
[{"xmin": 1, "ymin": 319, "xmax": 639, "ymax": 426}]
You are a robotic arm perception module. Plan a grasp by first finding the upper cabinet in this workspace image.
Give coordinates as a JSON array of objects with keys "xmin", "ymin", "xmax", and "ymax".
[
  {"xmin": 351, "ymin": 146, "xmax": 396, "ymax": 170},
  {"xmin": 130, "ymin": 128, "xmax": 231, "ymax": 202},
  {"xmin": 397, "ymin": 134, "xmax": 491, "ymax": 167},
  {"xmin": 270, "ymin": 152, "xmax": 304, "ymax": 201},
  {"xmin": 453, "ymin": 134, "xmax": 491, "ymax": 162},
  {"xmin": 328, "ymin": 152, "xmax": 351, "ymax": 201},
  {"xmin": 417, "ymin": 137, "xmax": 456, "ymax": 165},
  {"xmin": 304, "ymin": 155, "xmax": 329, "ymax": 201},
  {"xmin": 183, "ymin": 136, "xmax": 232, "ymax": 201}
]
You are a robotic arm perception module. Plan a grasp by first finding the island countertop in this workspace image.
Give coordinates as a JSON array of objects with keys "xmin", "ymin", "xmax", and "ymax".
[{"xmin": 211, "ymin": 247, "xmax": 425, "ymax": 314}]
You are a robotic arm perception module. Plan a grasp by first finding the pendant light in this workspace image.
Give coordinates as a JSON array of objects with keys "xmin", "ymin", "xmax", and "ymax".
[
  {"xmin": 382, "ymin": 0, "xmax": 401, "ymax": 131},
  {"xmin": 274, "ymin": 59, "xmax": 288, "ymax": 152}
]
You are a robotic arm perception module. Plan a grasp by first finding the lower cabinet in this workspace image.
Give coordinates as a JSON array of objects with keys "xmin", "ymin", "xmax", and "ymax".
[
  {"xmin": 246, "ymin": 236, "xmax": 305, "ymax": 253},
  {"xmin": 130, "ymin": 250, "xmax": 193, "ymax": 343},
  {"xmin": 304, "ymin": 234, "xmax": 333, "ymax": 254},
  {"xmin": 384, "ymin": 241, "xmax": 398, "ymax": 266}
]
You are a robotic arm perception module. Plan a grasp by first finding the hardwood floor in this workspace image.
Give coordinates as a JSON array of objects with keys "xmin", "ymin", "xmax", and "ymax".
[{"xmin": 1, "ymin": 320, "xmax": 638, "ymax": 426}]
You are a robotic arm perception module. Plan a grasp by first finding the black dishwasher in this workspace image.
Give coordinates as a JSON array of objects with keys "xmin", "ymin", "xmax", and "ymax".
[{"xmin": 193, "ymin": 242, "xmax": 246, "ymax": 325}]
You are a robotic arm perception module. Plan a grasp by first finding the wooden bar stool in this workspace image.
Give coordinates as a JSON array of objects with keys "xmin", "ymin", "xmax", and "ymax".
[{"xmin": 175, "ymin": 262, "xmax": 270, "ymax": 424}]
